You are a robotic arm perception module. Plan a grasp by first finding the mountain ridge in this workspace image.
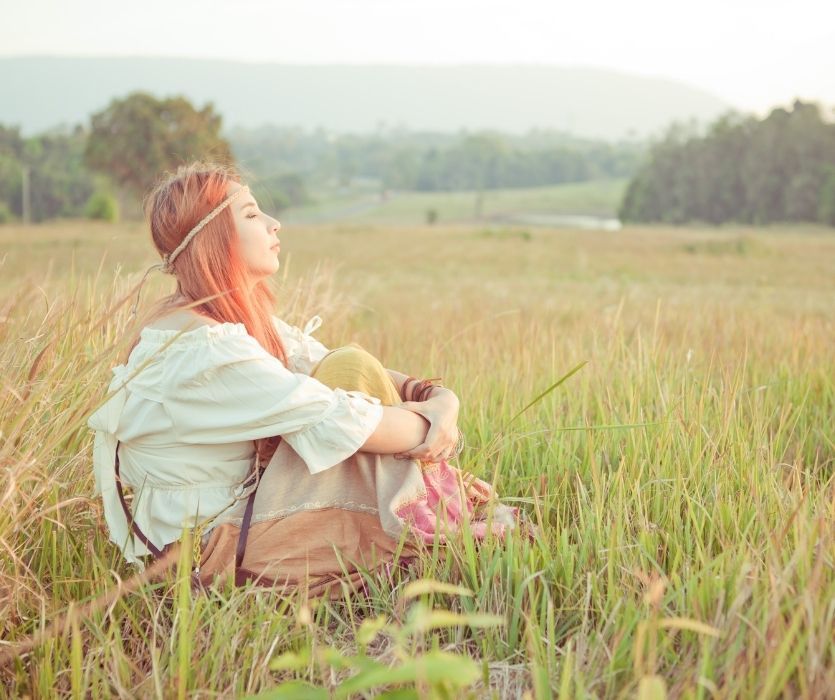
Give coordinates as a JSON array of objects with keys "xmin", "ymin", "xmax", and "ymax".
[{"xmin": 0, "ymin": 56, "xmax": 732, "ymax": 141}]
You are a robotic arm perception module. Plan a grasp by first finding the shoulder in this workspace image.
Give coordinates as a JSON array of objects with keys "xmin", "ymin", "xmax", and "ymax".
[
  {"xmin": 123, "ymin": 322, "xmax": 268, "ymax": 395},
  {"xmin": 145, "ymin": 309, "xmax": 219, "ymax": 332}
]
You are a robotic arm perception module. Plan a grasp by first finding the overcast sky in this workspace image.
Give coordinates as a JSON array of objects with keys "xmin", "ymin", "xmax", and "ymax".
[{"xmin": 2, "ymin": 0, "xmax": 833, "ymax": 116}]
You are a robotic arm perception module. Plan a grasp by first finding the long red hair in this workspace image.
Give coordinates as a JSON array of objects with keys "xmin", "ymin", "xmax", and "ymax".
[{"xmin": 126, "ymin": 160, "xmax": 289, "ymax": 463}]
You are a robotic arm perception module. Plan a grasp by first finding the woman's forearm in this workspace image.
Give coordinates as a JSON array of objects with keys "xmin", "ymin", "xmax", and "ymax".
[
  {"xmin": 386, "ymin": 368, "xmax": 411, "ymax": 399},
  {"xmin": 385, "ymin": 367, "xmax": 455, "ymax": 402},
  {"xmin": 360, "ymin": 405, "xmax": 431, "ymax": 454}
]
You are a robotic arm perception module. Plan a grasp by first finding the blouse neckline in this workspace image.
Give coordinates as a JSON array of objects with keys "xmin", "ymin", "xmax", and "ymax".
[{"xmin": 139, "ymin": 322, "xmax": 248, "ymax": 345}]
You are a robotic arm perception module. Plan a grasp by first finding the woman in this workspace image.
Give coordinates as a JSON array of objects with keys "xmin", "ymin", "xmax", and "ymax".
[{"xmin": 87, "ymin": 161, "xmax": 518, "ymax": 598}]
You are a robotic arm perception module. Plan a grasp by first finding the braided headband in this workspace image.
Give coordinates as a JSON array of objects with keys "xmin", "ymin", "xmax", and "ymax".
[
  {"xmin": 129, "ymin": 185, "xmax": 250, "ymax": 317},
  {"xmin": 162, "ymin": 184, "xmax": 250, "ymax": 274}
]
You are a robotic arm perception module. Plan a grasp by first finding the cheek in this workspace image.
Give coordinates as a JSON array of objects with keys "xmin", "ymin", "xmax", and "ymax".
[
  {"xmin": 239, "ymin": 227, "xmax": 262, "ymax": 258},
  {"xmin": 238, "ymin": 223, "xmax": 275, "ymax": 269}
]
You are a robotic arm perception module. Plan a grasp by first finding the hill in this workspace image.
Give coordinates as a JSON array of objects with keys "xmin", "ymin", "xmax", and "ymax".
[{"xmin": 0, "ymin": 56, "xmax": 731, "ymax": 140}]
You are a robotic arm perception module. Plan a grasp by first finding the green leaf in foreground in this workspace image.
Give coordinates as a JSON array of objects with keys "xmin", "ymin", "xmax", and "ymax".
[
  {"xmin": 505, "ymin": 360, "xmax": 588, "ymax": 426},
  {"xmin": 404, "ymin": 604, "xmax": 504, "ymax": 634},
  {"xmin": 401, "ymin": 579, "xmax": 474, "ymax": 599},
  {"xmin": 244, "ymin": 681, "xmax": 329, "ymax": 700},
  {"xmin": 334, "ymin": 650, "xmax": 480, "ymax": 697},
  {"xmin": 268, "ymin": 648, "xmax": 311, "ymax": 671}
]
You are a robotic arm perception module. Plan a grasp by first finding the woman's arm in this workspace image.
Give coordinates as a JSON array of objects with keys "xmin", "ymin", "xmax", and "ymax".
[
  {"xmin": 386, "ymin": 368, "xmax": 410, "ymax": 398},
  {"xmin": 373, "ymin": 367, "xmax": 462, "ymax": 462},
  {"xmin": 386, "ymin": 367, "xmax": 458, "ymax": 403},
  {"xmin": 359, "ymin": 405, "xmax": 431, "ymax": 454}
]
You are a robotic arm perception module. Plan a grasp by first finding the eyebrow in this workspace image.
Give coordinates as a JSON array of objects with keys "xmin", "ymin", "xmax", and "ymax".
[{"xmin": 240, "ymin": 201, "xmax": 257, "ymax": 211}]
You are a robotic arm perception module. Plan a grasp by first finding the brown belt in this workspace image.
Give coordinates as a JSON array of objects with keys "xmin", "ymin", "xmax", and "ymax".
[{"xmin": 113, "ymin": 439, "xmax": 274, "ymax": 588}]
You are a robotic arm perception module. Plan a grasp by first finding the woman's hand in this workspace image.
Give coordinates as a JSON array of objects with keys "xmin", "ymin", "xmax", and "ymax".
[{"xmin": 394, "ymin": 391, "xmax": 461, "ymax": 462}]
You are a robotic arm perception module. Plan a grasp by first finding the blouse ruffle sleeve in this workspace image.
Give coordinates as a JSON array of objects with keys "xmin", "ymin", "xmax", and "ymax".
[
  {"xmin": 86, "ymin": 366, "xmax": 133, "ymax": 561},
  {"xmin": 162, "ymin": 333, "xmax": 384, "ymax": 475}
]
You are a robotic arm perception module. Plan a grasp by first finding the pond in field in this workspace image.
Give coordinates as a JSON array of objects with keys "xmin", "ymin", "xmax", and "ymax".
[{"xmin": 499, "ymin": 213, "xmax": 622, "ymax": 230}]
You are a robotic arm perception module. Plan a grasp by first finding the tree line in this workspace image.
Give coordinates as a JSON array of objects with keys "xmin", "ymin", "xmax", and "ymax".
[
  {"xmin": 229, "ymin": 125, "xmax": 645, "ymax": 192},
  {"xmin": 619, "ymin": 99, "xmax": 835, "ymax": 226},
  {"xmin": 4, "ymin": 91, "xmax": 832, "ymax": 227},
  {"xmin": 0, "ymin": 92, "xmax": 644, "ymax": 223}
]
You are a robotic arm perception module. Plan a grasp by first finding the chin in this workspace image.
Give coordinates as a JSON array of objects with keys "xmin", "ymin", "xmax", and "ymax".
[{"xmin": 251, "ymin": 264, "xmax": 279, "ymax": 283}]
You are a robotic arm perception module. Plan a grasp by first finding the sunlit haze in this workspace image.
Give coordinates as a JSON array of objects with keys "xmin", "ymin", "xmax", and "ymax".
[{"xmin": 2, "ymin": 0, "xmax": 833, "ymax": 116}]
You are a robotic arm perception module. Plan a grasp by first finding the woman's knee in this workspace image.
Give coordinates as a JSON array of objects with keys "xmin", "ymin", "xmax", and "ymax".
[
  {"xmin": 311, "ymin": 343, "xmax": 399, "ymax": 402},
  {"xmin": 311, "ymin": 343, "xmax": 386, "ymax": 384},
  {"xmin": 316, "ymin": 342, "xmax": 382, "ymax": 371}
]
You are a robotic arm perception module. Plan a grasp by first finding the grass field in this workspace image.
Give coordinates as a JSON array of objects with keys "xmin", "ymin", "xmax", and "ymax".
[
  {"xmin": 1, "ymin": 219, "xmax": 833, "ymax": 697},
  {"xmin": 278, "ymin": 179, "xmax": 628, "ymax": 225}
]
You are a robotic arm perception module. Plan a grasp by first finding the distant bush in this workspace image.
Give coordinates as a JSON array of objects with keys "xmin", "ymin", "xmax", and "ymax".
[
  {"xmin": 84, "ymin": 191, "xmax": 119, "ymax": 222},
  {"xmin": 817, "ymin": 168, "xmax": 835, "ymax": 227},
  {"xmin": 476, "ymin": 227, "xmax": 532, "ymax": 241},
  {"xmin": 681, "ymin": 234, "xmax": 767, "ymax": 257},
  {"xmin": 425, "ymin": 208, "xmax": 438, "ymax": 224},
  {"xmin": 0, "ymin": 201, "xmax": 13, "ymax": 224}
]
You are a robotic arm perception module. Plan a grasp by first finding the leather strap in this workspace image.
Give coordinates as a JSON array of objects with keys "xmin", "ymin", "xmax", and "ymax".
[
  {"xmin": 234, "ymin": 461, "xmax": 261, "ymax": 586},
  {"xmin": 114, "ymin": 439, "xmax": 164, "ymax": 559},
  {"xmin": 233, "ymin": 439, "xmax": 281, "ymax": 586}
]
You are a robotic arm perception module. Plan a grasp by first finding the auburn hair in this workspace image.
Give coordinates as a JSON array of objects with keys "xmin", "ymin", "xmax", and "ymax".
[{"xmin": 125, "ymin": 160, "xmax": 289, "ymax": 464}]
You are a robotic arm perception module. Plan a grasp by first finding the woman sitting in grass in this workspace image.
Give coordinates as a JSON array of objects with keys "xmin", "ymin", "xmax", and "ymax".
[{"xmin": 87, "ymin": 160, "xmax": 519, "ymax": 598}]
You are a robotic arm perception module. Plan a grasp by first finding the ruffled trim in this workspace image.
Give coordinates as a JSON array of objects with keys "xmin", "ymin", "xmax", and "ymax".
[
  {"xmin": 107, "ymin": 325, "xmax": 266, "ymax": 403},
  {"xmin": 88, "ymin": 381, "xmax": 151, "ymax": 566},
  {"xmin": 130, "ymin": 315, "xmax": 325, "ymax": 379},
  {"xmin": 138, "ymin": 321, "xmax": 247, "ymax": 346},
  {"xmin": 282, "ymin": 387, "xmax": 384, "ymax": 475}
]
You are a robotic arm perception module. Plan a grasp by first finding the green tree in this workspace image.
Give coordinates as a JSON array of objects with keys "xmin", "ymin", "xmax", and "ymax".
[
  {"xmin": 0, "ymin": 124, "xmax": 96, "ymax": 223},
  {"xmin": 84, "ymin": 191, "xmax": 120, "ymax": 222},
  {"xmin": 619, "ymin": 99, "xmax": 835, "ymax": 226},
  {"xmin": 250, "ymin": 172, "xmax": 311, "ymax": 211},
  {"xmin": 84, "ymin": 92, "xmax": 234, "ymax": 204},
  {"xmin": 818, "ymin": 167, "xmax": 835, "ymax": 226}
]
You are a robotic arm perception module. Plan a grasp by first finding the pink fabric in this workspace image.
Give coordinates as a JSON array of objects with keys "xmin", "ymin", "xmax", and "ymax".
[{"xmin": 394, "ymin": 458, "xmax": 520, "ymax": 543}]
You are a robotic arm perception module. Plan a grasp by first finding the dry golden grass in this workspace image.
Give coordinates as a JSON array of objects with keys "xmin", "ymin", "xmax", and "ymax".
[{"xmin": 1, "ymin": 219, "xmax": 833, "ymax": 697}]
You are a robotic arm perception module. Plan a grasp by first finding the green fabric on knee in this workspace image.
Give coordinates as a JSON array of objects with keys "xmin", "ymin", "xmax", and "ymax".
[{"xmin": 311, "ymin": 342, "xmax": 402, "ymax": 406}]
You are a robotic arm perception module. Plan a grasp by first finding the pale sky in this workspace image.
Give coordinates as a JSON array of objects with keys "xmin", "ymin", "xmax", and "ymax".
[{"xmin": 2, "ymin": 0, "xmax": 834, "ymax": 116}]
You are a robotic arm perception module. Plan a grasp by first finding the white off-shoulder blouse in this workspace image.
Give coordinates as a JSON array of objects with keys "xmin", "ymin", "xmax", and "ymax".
[{"xmin": 86, "ymin": 315, "xmax": 385, "ymax": 565}]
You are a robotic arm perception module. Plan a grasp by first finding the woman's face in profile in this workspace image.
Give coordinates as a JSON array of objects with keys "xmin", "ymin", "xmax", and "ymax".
[{"xmin": 229, "ymin": 183, "xmax": 282, "ymax": 281}]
